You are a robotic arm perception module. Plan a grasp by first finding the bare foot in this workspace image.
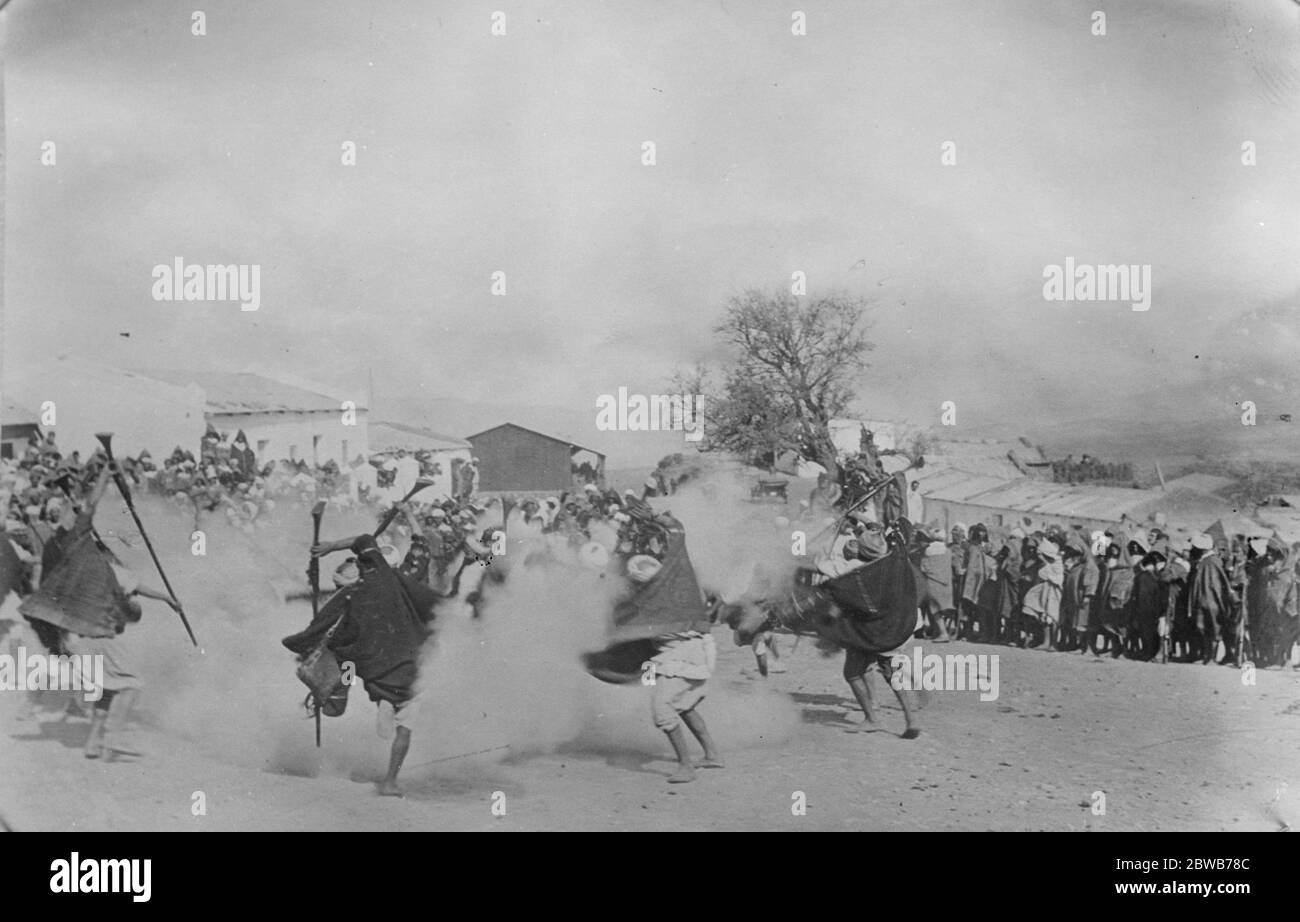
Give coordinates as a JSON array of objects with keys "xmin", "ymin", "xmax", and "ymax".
[
  {"xmin": 667, "ymin": 765, "xmax": 697, "ymax": 783},
  {"xmin": 697, "ymin": 758, "xmax": 725, "ymax": 769},
  {"xmin": 377, "ymin": 780, "xmax": 404, "ymax": 797}
]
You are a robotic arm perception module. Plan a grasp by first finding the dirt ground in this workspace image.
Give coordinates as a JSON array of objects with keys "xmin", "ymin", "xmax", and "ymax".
[{"xmin": 4, "ymin": 628, "xmax": 1298, "ymax": 833}]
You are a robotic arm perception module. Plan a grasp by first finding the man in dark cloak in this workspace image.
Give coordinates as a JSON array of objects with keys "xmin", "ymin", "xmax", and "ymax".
[
  {"xmin": 1130, "ymin": 551, "xmax": 1167, "ymax": 661},
  {"xmin": 283, "ymin": 533, "xmax": 438, "ymax": 796},
  {"xmin": 1188, "ymin": 533, "xmax": 1235, "ymax": 665},
  {"xmin": 19, "ymin": 461, "xmax": 181, "ymax": 758},
  {"xmin": 961, "ymin": 524, "xmax": 997, "ymax": 642}
]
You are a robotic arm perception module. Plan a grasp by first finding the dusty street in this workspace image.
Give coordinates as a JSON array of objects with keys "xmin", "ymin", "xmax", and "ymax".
[{"xmin": 4, "ymin": 626, "xmax": 1296, "ymax": 832}]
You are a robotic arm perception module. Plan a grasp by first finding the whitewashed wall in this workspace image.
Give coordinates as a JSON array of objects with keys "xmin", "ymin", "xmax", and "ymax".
[
  {"xmin": 211, "ymin": 409, "xmax": 370, "ymax": 467},
  {"xmin": 6, "ymin": 363, "xmax": 207, "ymax": 459}
]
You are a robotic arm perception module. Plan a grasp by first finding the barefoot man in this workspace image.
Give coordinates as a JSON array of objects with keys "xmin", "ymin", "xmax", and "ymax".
[
  {"xmin": 283, "ymin": 532, "xmax": 437, "ymax": 796},
  {"xmin": 19, "ymin": 459, "xmax": 181, "ymax": 759},
  {"xmin": 607, "ymin": 512, "xmax": 724, "ymax": 783},
  {"xmin": 650, "ymin": 627, "xmax": 724, "ymax": 783}
]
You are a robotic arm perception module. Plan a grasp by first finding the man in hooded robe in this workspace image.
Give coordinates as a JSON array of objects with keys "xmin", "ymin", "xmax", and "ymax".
[
  {"xmin": 961, "ymin": 524, "xmax": 996, "ymax": 642},
  {"xmin": 1187, "ymin": 533, "xmax": 1235, "ymax": 665},
  {"xmin": 1246, "ymin": 537, "xmax": 1298, "ymax": 667},
  {"xmin": 200, "ymin": 425, "xmax": 220, "ymax": 467},
  {"xmin": 992, "ymin": 529, "xmax": 1023, "ymax": 644},
  {"xmin": 1130, "ymin": 551, "xmax": 1167, "ymax": 661},
  {"xmin": 1020, "ymin": 539, "xmax": 1063, "ymax": 649},
  {"xmin": 1117, "ymin": 534, "xmax": 1151, "ymax": 656},
  {"xmin": 284, "ymin": 532, "xmax": 438, "ymax": 796},
  {"xmin": 1105, "ymin": 533, "xmax": 1138, "ymax": 655},
  {"xmin": 231, "ymin": 430, "xmax": 257, "ymax": 481},
  {"xmin": 879, "ymin": 472, "xmax": 907, "ymax": 527},
  {"xmin": 949, "ymin": 525, "xmax": 968, "ymax": 623},
  {"xmin": 19, "ymin": 461, "xmax": 182, "ymax": 758},
  {"xmin": 1161, "ymin": 554, "xmax": 1192, "ymax": 663},
  {"xmin": 1060, "ymin": 532, "xmax": 1097, "ymax": 652},
  {"xmin": 913, "ymin": 527, "xmax": 953, "ymax": 642},
  {"xmin": 458, "ymin": 457, "xmax": 480, "ymax": 503},
  {"xmin": 1090, "ymin": 531, "xmax": 1133, "ymax": 657},
  {"xmin": 1270, "ymin": 544, "xmax": 1300, "ymax": 667}
]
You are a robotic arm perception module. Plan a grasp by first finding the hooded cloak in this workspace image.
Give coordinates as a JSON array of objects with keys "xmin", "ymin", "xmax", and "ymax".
[
  {"xmin": 282, "ymin": 534, "xmax": 438, "ymax": 706},
  {"xmin": 19, "ymin": 515, "xmax": 132, "ymax": 639},
  {"xmin": 1188, "ymin": 545, "xmax": 1234, "ymax": 633}
]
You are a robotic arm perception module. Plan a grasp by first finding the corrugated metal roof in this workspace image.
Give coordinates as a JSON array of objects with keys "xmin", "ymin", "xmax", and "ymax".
[
  {"xmin": 913, "ymin": 467, "xmax": 980, "ymax": 492},
  {"xmin": 929, "ymin": 476, "xmax": 1243, "ymax": 530},
  {"xmin": 936, "ymin": 479, "xmax": 1154, "ymax": 522},
  {"xmin": 919, "ymin": 460, "xmax": 1249, "ymax": 531},
  {"xmin": 1160, "ymin": 473, "xmax": 1238, "ymax": 495},
  {"xmin": 1127, "ymin": 488, "xmax": 1238, "ymax": 529},
  {"xmin": 466, "ymin": 422, "xmax": 605, "ymax": 458},
  {"xmin": 922, "ymin": 473, "xmax": 1019, "ymax": 503},
  {"xmin": 141, "ymin": 371, "xmax": 361, "ymax": 415},
  {"xmin": 370, "ymin": 421, "xmax": 470, "ymax": 453},
  {"xmin": 921, "ymin": 454, "xmax": 1027, "ymax": 481}
]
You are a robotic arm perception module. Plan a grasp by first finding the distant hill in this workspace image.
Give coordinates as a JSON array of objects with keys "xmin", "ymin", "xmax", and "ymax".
[{"xmin": 960, "ymin": 414, "xmax": 1299, "ymax": 485}]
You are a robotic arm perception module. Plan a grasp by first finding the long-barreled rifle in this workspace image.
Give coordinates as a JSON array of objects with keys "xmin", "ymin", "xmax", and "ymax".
[
  {"xmin": 95, "ymin": 433, "xmax": 199, "ymax": 647},
  {"xmin": 372, "ymin": 477, "xmax": 437, "ymax": 539},
  {"xmin": 308, "ymin": 500, "xmax": 326, "ymax": 746},
  {"xmin": 807, "ymin": 456, "xmax": 925, "ymax": 553}
]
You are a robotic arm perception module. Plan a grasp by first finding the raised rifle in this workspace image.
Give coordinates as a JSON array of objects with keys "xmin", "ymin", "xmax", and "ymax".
[
  {"xmin": 309, "ymin": 500, "xmax": 326, "ymax": 746},
  {"xmin": 808, "ymin": 456, "xmax": 925, "ymax": 553},
  {"xmin": 372, "ymin": 477, "xmax": 437, "ymax": 539},
  {"xmin": 95, "ymin": 433, "xmax": 199, "ymax": 647}
]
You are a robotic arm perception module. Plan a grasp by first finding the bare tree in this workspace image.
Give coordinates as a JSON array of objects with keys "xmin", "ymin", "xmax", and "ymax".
[
  {"xmin": 676, "ymin": 288, "xmax": 874, "ymax": 479},
  {"xmin": 721, "ymin": 289, "xmax": 874, "ymax": 479}
]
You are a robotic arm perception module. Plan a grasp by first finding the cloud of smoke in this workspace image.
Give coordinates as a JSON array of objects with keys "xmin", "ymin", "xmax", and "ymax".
[
  {"xmin": 72, "ymin": 484, "xmax": 801, "ymax": 783},
  {"xmin": 407, "ymin": 533, "xmax": 801, "ymax": 768},
  {"xmin": 95, "ymin": 494, "xmax": 389, "ymax": 776},
  {"xmin": 648, "ymin": 465, "xmax": 807, "ymax": 601}
]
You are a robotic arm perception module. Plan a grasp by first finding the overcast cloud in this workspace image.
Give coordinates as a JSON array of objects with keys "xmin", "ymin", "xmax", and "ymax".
[{"xmin": 4, "ymin": 0, "xmax": 1298, "ymax": 465}]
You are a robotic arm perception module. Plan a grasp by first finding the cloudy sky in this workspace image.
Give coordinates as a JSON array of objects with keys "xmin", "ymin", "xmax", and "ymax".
[{"xmin": 4, "ymin": 0, "xmax": 1298, "ymax": 465}]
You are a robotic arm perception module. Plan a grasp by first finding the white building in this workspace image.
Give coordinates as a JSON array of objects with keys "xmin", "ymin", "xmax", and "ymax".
[
  {"xmin": 368, "ymin": 421, "xmax": 472, "ymax": 499},
  {"xmin": 5, "ymin": 359, "xmax": 209, "ymax": 459},
  {"xmin": 143, "ymin": 370, "xmax": 370, "ymax": 467},
  {"xmin": 4, "ymin": 360, "xmax": 370, "ymax": 467}
]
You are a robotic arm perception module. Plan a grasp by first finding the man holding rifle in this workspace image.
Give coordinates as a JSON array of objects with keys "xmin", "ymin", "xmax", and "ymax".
[
  {"xmin": 284, "ymin": 530, "xmax": 438, "ymax": 796},
  {"xmin": 19, "ymin": 456, "xmax": 183, "ymax": 760}
]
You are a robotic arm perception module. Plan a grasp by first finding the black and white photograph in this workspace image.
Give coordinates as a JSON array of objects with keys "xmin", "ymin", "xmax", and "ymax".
[{"xmin": 0, "ymin": 0, "xmax": 1297, "ymax": 863}]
